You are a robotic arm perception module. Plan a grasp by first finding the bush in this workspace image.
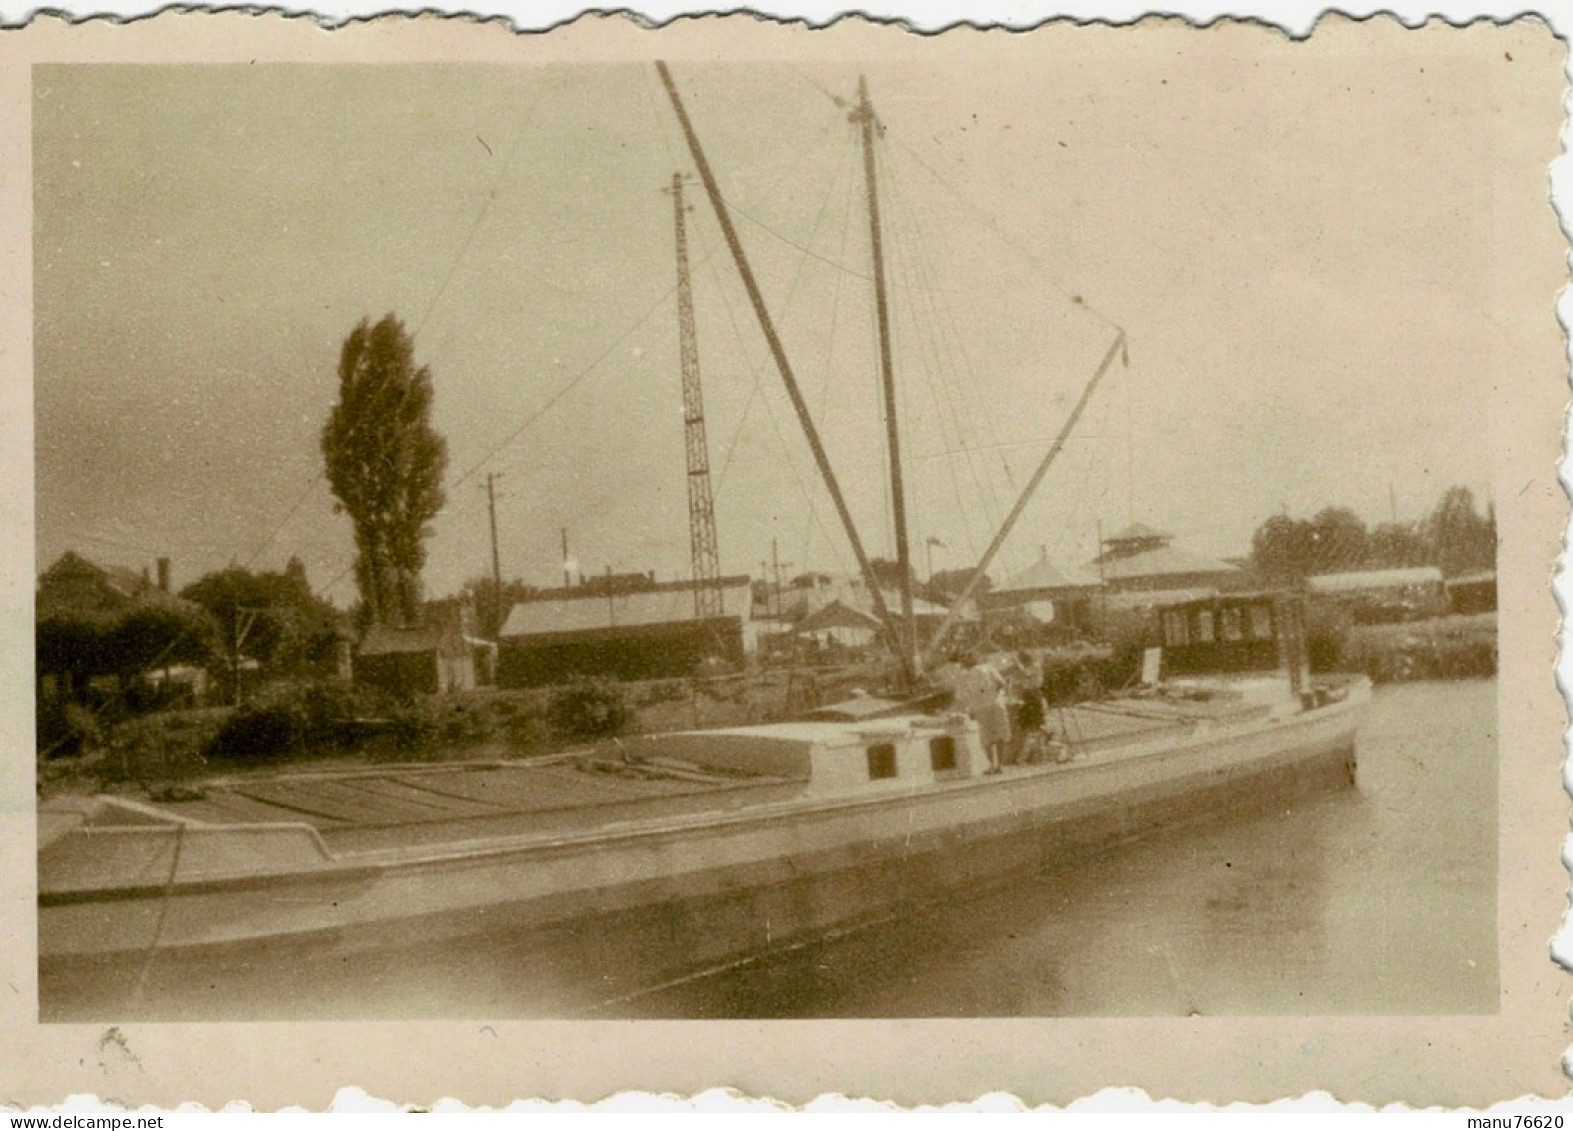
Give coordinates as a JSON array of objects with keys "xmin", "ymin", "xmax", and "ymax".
[
  {"xmin": 37, "ymin": 699, "xmax": 102, "ymax": 760},
  {"xmin": 207, "ymin": 697, "xmax": 307, "ymax": 762},
  {"xmin": 297, "ymin": 681, "xmax": 367, "ymax": 748},
  {"xmin": 205, "ymin": 680, "xmax": 382, "ymax": 762},
  {"xmin": 546, "ymin": 677, "xmax": 629, "ymax": 742},
  {"xmin": 432, "ymin": 698, "xmax": 499, "ymax": 747},
  {"xmin": 1340, "ymin": 620, "xmax": 1497, "ymax": 683},
  {"xmin": 634, "ymin": 680, "xmax": 687, "ymax": 707},
  {"xmin": 503, "ymin": 711, "xmax": 552, "ymax": 750},
  {"xmin": 384, "ymin": 702, "xmax": 439, "ymax": 755},
  {"xmin": 107, "ymin": 710, "xmax": 224, "ymax": 783}
]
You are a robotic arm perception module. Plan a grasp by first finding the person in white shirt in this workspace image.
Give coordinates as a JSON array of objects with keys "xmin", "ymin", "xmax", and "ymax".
[{"xmin": 956, "ymin": 654, "xmax": 1010, "ymax": 775}]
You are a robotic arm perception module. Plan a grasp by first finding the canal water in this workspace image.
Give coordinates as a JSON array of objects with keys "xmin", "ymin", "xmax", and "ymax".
[{"xmin": 625, "ymin": 678, "xmax": 1499, "ymax": 1017}]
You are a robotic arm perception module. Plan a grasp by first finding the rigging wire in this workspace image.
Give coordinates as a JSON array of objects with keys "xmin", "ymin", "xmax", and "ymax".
[
  {"xmin": 42, "ymin": 78, "xmax": 569, "ymax": 755},
  {"xmin": 414, "ymin": 78, "xmax": 552, "ymax": 340},
  {"xmin": 779, "ymin": 63, "xmax": 851, "ymax": 113},
  {"xmin": 890, "ymin": 131, "xmax": 1124, "ymax": 334},
  {"xmin": 724, "ymin": 194, "xmax": 875, "ymax": 284},
  {"xmin": 804, "ymin": 149, "xmax": 862, "ymax": 576},
  {"xmin": 336, "ymin": 76, "xmax": 556, "ymax": 517},
  {"xmin": 689, "ymin": 185, "xmax": 849, "ymax": 578},
  {"xmin": 885, "ymin": 233, "xmax": 984, "ymax": 569},
  {"xmin": 877, "ymin": 141, "xmax": 999, "ymax": 566},
  {"xmin": 883, "ymin": 135, "xmax": 1116, "ymax": 582},
  {"xmin": 881, "ymin": 141, "xmax": 1018, "ymax": 541},
  {"xmin": 650, "ymin": 67, "xmax": 873, "ymax": 580},
  {"xmin": 319, "ymin": 76, "xmax": 560, "ymax": 599},
  {"xmin": 63, "ymin": 528, "xmax": 199, "ymax": 559},
  {"xmin": 877, "ymin": 149, "xmax": 974, "ymax": 535},
  {"xmin": 714, "ymin": 134, "xmax": 855, "ymax": 491},
  {"xmin": 448, "ymin": 281, "xmax": 677, "ymax": 493},
  {"xmin": 245, "ymin": 471, "xmax": 325, "ymax": 565}
]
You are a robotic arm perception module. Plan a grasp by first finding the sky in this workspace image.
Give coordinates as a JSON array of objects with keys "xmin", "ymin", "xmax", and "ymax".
[{"xmin": 32, "ymin": 22, "xmax": 1551, "ymax": 607}]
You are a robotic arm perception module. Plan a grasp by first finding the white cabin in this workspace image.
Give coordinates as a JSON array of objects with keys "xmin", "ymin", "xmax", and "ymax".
[{"xmin": 625, "ymin": 714, "xmax": 985, "ymax": 796}]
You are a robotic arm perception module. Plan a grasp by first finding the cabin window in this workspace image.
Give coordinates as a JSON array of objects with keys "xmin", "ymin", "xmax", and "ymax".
[
  {"xmin": 1249, "ymin": 604, "xmax": 1274, "ymax": 640},
  {"xmin": 1194, "ymin": 610, "xmax": 1216, "ymax": 644},
  {"xmin": 866, "ymin": 743, "xmax": 898, "ymax": 780},
  {"xmin": 1220, "ymin": 607, "xmax": 1244, "ymax": 642},
  {"xmin": 1162, "ymin": 610, "xmax": 1189, "ymax": 647},
  {"xmin": 929, "ymin": 735, "xmax": 957, "ymax": 772}
]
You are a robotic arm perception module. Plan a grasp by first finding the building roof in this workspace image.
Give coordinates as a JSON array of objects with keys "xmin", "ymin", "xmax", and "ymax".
[
  {"xmin": 1306, "ymin": 566, "xmax": 1445, "ymax": 593},
  {"xmin": 358, "ymin": 624, "xmax": 461, "ymax": 656},
  {"xmin": 1445, "ymin": 569, "xmax": 1496, "ymax": 587},
  {"xmin": 878, "ymin": 591, "xmax": 955, "ymax": 619},
  {"xmin": 1104, "ymin": 522, "xmax": 1171, "ymax": 545},
  {"xmin": 500, "ymin": 576, "xmax": 753, "ymax": 639},
  {"xmin": 37, "ymin": 550, "xmax": 193, "ymax": 618},
  {"xmin": 1093, "ymin": 544, "xmax": 1241, "ymax": 582},
  {"xmin": 995, "ymin": 553, "xmax": 1103, "ymax": 595},
  {"xmin": 794, "ymin": 599, "xmax": 884, "ymax": 635}
]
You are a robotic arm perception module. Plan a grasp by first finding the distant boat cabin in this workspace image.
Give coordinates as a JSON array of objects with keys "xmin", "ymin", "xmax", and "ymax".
[{"xmin": 1152, "ymin": 592, "xmax": 1299, "ymax": 679}]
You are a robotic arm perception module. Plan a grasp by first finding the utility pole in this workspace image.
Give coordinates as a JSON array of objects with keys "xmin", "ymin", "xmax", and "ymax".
[
  {"xmin": 232, "ymin": 605, "xmax": 268, "ymax": 705},
  {"xmin": 667, "ymin": 171, "xmax": 725, "ymax": 620},
  {"xmin": 485, "ymin": 472, "xmax": 503, "ymax": 639},
  {"xmin": 852, "ymin": 75, "xmax": 917, "ymax": 677}
]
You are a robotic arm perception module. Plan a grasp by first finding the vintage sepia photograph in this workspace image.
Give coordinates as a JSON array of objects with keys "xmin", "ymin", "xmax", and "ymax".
[{"xmin": 7, "ymin": 8, "xmax": 1568, "ymax": 1106}]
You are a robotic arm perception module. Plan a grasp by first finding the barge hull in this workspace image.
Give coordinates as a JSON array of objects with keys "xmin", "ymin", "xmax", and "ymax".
[{"xmin": 41, "ymin": 701, "xmax": 1361, "ymax": 1020}]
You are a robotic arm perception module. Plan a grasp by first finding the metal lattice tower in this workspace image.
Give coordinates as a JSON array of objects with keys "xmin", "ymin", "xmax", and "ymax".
[{"xmin": 669, "ymin": 173, "xmax": 724, "ymax": 619}]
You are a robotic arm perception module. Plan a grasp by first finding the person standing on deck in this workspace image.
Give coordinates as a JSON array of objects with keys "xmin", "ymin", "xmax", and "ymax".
[
  {"xmin": 1010, "ymin": 649, "xmax": 1049, "ymax": 763},
  {"xmin": 957, "ymin": 654, "xmax": 1010, "ymax": 775}
]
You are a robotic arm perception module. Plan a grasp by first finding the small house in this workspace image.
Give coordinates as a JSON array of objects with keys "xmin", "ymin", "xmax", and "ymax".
[{"xmin": 354, "ymin": 623, "xmax": 476, "ymax": 698}]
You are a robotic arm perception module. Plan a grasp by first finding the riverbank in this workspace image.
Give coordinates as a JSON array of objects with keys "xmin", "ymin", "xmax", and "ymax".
[
  {"xmin": 38, "ymin": 614, "xmax": 1489, "ymax": 804},
  {"xmin": 1338, "ymin": 612, "xmax": 1497, "ymax": 683},
  {"xmin": 35, "ymin": 660, "xmax": 898, "ymax": 802}
]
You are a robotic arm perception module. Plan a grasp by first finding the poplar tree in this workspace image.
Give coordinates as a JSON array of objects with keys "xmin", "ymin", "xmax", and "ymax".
[{"xmin": 322, "ymin": 314, "xmax": 448, "ymax": 627}]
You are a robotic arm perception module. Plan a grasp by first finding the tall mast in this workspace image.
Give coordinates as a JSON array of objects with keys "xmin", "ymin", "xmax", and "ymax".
[
  {"xmin": 851, "ymin": 76, "xmax": 917, "ymax": 675},
  {"xmin": 668, "ymin": 172, "xmax": 724, "ymax": 619},
  {"xmin": 656, "ymin": 61, "xmax": 914, "ymax": 685}
]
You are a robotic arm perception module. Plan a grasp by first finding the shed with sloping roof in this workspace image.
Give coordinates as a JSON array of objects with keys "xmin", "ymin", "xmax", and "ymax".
[
  {"xmin": 793, "ymin": 598, "xmax": 884, "ymax": 648},
  {"xmin": 355, "ymin": 622, "xmax": 475, "ymax": 698},
  {"xmin": 497, "ymin": 575, "xmax": 753, "ymax": 687}
]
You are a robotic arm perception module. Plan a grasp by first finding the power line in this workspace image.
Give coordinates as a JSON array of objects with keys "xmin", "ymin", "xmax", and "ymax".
[
  {"xmin": 890, "ymin": 131, "xmax": 1123, "ymax": 333},
  {"xmin": 448, "ymin": 279, "xmax": 678, "ymax": 492},
  {"xmin": 245, "ymin": 471, "xmax": 324, "ymax": 565},
  {"xmin": 414, "ymin": 79, "xmax": 552, "ymax": 339}
]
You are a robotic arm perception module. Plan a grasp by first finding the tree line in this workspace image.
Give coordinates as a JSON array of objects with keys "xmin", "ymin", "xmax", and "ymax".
[
  {"xmin": 1249, "ymin": 486, "xmax": 1496, "ymax": 583},
  {"xmin": 36, "ymin": 558, "xmax": 344, "ymax": 706},
  {"xmin": 40, "ymin": 310, "xmax": 452, "ymax": 710}
]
